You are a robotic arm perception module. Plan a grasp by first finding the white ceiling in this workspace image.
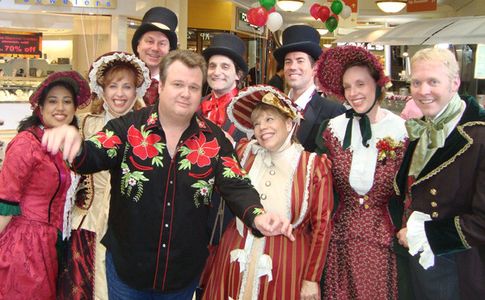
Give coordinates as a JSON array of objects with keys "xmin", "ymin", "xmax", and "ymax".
[{"xmin": 231, "ymin": 0, "xmax": 484, "ymax": 36}]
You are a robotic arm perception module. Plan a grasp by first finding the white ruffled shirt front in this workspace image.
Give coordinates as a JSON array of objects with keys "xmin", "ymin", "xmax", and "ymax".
[{"xmin": 328, "ymin": 108, "xmax": 407, "ymax": 195}]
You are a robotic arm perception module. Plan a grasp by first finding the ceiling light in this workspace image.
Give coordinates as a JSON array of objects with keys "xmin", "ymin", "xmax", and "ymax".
[
  {"xmin": 376, "ymin": 1, "xmax": 407, "ymax": 13},
  {"xmin": 277, "ymin": 0, "xmax": 304, "ymax": 12}
]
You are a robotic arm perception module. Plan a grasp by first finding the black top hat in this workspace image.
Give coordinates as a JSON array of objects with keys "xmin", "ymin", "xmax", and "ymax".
[
  {"xmin": 202, "ymin": 33, "xmax": 248, "ymax": 74},
  {"xmin": 132, "ymin": 7, "xmax": 178, "ymax": 55},
  {"xmin": 273, "ymin": 25, "xmax": 322, "ymax": 65}
]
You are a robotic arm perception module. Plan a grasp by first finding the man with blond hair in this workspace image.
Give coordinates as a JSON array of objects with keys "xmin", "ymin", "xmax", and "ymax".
[{"xmin": 394, "ymin": 47, "xmax": 485, "ymax": 299}]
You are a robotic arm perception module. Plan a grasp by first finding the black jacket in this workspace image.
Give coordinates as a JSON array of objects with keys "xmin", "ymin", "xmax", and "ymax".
[{"xmin": 297, "ymin": 92, "xmax": 346, "ymax": 152}]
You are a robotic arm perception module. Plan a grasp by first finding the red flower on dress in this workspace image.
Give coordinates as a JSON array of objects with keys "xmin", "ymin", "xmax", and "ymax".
[
  {"xmin": 96, "ymin": 131, "xmax": 122, "ymax": 149},
  {"xmin": 376, "ymin": 137, "xmax": 403, "ymax": 161},
  {"xmin": 221, "ymin": 156, "xmax": 245, "ymax": 176},
  {"xmin": 185, "ymin": 134, "xmax": 220, "ymax": 167},
  {"xmin": 127, "ymin": 125, "xmax": 162, "ymax": 160}
]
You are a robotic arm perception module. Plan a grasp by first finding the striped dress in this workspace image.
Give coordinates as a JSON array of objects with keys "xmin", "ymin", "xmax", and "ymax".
[{"xmin": 202, "ymin": 140, "xmax": 333, "ymax": 299}]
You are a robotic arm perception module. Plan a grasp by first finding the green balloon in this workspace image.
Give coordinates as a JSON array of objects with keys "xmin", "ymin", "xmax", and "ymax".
[
  {"xmin": 259, "ymin": 0, "xmax": 276, "ymax": 10},
  {"xmin": 325, "ymin": 16, "xmax": 338, "ymax": 33},
  {"xmin": 331, "ymin": 0, "xmax": 343, "ymax": 15}
]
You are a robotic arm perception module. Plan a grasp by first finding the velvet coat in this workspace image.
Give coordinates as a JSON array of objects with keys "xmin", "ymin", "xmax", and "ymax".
[{"xmin": 391, "ymin": 97, "xmax": 485, "ymax": 299}]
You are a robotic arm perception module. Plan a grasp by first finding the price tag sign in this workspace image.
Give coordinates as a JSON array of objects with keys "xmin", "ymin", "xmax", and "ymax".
[{"xmin": 0, "ymin": 32, "xmax": 42, "ymax": 58}]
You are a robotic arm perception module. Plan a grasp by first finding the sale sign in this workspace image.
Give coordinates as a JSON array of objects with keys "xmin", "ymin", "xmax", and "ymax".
[{"xmin": 0, "ymin": 32, "xmax": 42, "ymax": 58}]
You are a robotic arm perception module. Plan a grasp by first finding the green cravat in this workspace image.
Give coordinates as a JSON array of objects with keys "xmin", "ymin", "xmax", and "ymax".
[{"xmin": 406, "ymin": 93, "xmax": 463, "ymax": 177}]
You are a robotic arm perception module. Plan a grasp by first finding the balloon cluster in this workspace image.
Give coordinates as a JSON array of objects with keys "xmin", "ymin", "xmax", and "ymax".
[
  {"xmin": 247, "ymin": 0, "xmax": 283, "ymax": 32},
  {"xmin": 310, "ymin": 0, "xmax": 352, "ymax": 33}
]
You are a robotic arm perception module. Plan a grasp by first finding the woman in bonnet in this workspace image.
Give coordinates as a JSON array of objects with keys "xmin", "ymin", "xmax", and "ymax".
[
  {"xmin": 202, "ymin": 85, "xmax": 334, "ymax": 300},
  {"xmin": 315, "ymin": 45, "xmax": 408, "ymax": 299},
  {"xmin": 0, "ymin": 71, "xmax": 90, "ymax": 299},
  {"xmin": 58, "ymin": 51, "xmax": 150, "ymax": 299}
]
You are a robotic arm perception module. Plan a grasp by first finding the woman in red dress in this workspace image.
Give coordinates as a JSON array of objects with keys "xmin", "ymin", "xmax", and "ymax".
[
  {"xmin": 315, "ymin": 46, "xmax": 408, "ymax": 299},
  {"xmin": 202, "ymin": 85, "xmax": 334, "ymax": 299},
  {"xmin": 0, "ymin": 71, "xmax": 90, "ymax": 300}
]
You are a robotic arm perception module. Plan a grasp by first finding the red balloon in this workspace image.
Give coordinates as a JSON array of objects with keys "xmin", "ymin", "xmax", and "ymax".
[
  {"xmin": 247, "ymin": 7, "xmax": 268, "ymax": 27},
  {"xmin": 310, "ymin": 3, "xmax": 321, "ymax": 20},
  {"xmin": 331, "ymin": 13, "xmax": 339, "ymax": 22},
  {"xmin": 268, "ymin": 7, "xmax": 276, "ymax": 13},
  {"xmin": 318, "ymin": 6, "xmax": 331, "ymax": 22}
]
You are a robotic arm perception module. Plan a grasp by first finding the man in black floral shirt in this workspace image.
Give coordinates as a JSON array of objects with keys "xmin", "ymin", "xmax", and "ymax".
[{"xmin": 43, "ymin": 50, "xmax": 293, "ymax": 298}]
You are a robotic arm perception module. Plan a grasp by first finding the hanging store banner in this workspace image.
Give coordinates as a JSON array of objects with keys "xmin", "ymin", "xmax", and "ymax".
[
  {"xmin": 406, "ymin": 0, "xmax": 437, "ymax": 13},
  {"xmin": 14, "ymin": 0, "xmax": 117, "ymax": 9},
  {"xmin": 0, "ymin": 32, "xmax": 42, "ymax": 58},
  {"xmin": 235, "ymin": 7, "xmax": 265, "ymax": 35}
]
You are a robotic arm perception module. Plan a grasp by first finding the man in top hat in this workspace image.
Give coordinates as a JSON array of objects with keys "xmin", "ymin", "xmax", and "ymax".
[
  {"xmin": 199, "ymin": 33, "xmax": 249, "ymax": 251},
  {"xmin": 132, "ymin": 6, "xmax": 178, "ymax": 105},
  {"xmin": 201, "ymin": 33, "xmax": 248, "ymax": 143},
  {"xmin": 274, "ymin": 25, "xmax": 345, "ymax": 152}
]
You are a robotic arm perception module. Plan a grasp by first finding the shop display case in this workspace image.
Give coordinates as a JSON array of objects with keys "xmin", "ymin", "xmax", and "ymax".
[{"xmin": 0, "ymin": 76, "xmax": 42, "ymax": 102}]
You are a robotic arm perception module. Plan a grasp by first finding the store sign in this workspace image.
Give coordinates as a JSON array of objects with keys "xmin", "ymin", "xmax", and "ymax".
[
  {"xmin": 407, "ymin": 0, "xmax": 437, "ymax": 13},
  {"xmin": 235, "ymin": 7, "xmax": 264, "ymax": 35},
  {"xmin": 0, "ymin": 32, "xmax": 42, "ymax": 58},
  {"xmin": 15, "ymin": 0, "xmax": 117, "ymax": 9}
]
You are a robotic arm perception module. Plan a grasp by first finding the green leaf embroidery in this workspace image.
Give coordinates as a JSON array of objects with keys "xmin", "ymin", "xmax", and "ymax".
[
  {"xmin": 178, "ymin": 159, "xmax": 192, "ymax": 170},
  {"xmin": 107, "ymin": 148, "xmax": 117, "ymax": 158},
  {"xmin": 253, "ymin": 208, "xmax": 265, "ymax": 215},
  {"xmin": 153, "ymin": 142, "xmax": 165, "ymax": 153},
  {"xmin": 152, "ymin": 156, "xmax": 164, "ymax": 167},
  {"xmin": 223, "ymin": 168, "xmax": 237, "ymax": 178},
  {"xmin": 89, "ymin": 137, "xmax": 102, "ymax": 148},
  {"xmin": 178, "ymin": 146, "xmax": 191, "ymax": 157}
]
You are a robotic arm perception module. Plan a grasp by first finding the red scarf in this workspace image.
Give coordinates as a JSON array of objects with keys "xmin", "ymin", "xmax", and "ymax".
[{"xmin": 201, "ymin": 88, "xmax": 238, "ymax": 126}]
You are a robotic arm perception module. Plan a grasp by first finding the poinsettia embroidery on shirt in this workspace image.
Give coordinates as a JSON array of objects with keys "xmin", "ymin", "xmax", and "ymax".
[
  {"xmin": 116, "ymin": 125, "xmax": 165, "ymax": 202},
  {"xmin": 178, "ymin": 133, "xmax": 220, "ymax": 170},
  {"xmin": 221, "ymin": 155, "xmax": 248, "ymax": 178},
  {"xmin": 127, "ymin": 125, "xmax": 165, "ymax": 167},
  {"xmin": 88, "ymin": 129, "xmax": 122, "ymax": 158}
]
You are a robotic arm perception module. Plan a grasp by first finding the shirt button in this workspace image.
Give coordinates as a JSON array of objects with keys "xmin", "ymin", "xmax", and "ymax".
[
  {"xmin": 431, "ymin": 201, "xmax": 438, "ymax": 208},
  {"xmin": 269, "ymin": 170, "xmax": 276, "ymax": 175},
  {"xmin": 162, "ymin": 243, "xmax": 166, "ymax": 248},
  {"xmin": 170, "ymin": 180, "xmax": 173, "ymax": 184},
  {"xmin": 261, "ymin": 194, "xmax": 267, "ymax": 200},
  {"xmin": 364, "ymin": 195, "xmax": 369, "ymax": 200},
  {"xmin": 265, "ymin": 181, "xmax": 271, "ymax": 187},
  {"xmin": 430, "ymin": 188, "xmax": 437, "ymax": 196},
  {"xmin": 165, "ymin": 224, "xmax": 169, "ymax": 228},
  {"xmin": 364, "ymin": 204, "xmax": 369, "ymax": 209},
  {"xmin": 431, "ymin": 212, "xmax": 439, "ymax": 218},
  {"xmin": 167, "ymin": 202, "xmax": 171, "ymax": 206}
]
